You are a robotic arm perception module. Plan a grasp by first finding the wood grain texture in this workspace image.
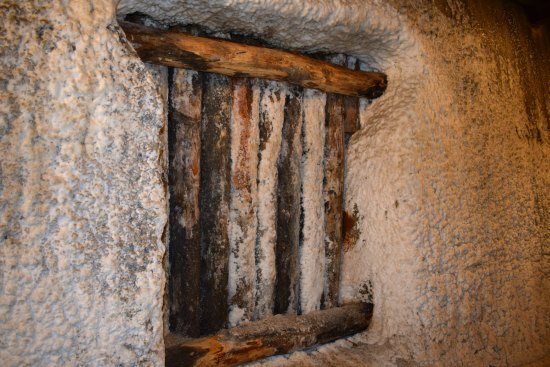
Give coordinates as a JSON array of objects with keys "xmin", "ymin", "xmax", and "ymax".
[
  {"xmin": 343, "ymin": 56, "xmax": 361, "ymax": 134},
  {"xmin": 199, "ymin": 72, "xmax": 232, "ymax": 335},
  {"xmin": 274, "ymin": 86, "xmax": 303, "ymax": 315},
  {"xmin": 168, "ymin": 68, "xmax": 203, "ymax": 336},
  {"xmin": 166, "ymin": 303, "xmax": 373, "ymax": 367},
  {"xmin": 322, "ymin": 56, "xmax": 346, "ymax": 309},
  {"xmin": 228, "ymin": 78, "xmax": 260, "ymax": 326},
  {"xmin": 120, "ymin": 21, "xmax": 387, "ymax": 98}
]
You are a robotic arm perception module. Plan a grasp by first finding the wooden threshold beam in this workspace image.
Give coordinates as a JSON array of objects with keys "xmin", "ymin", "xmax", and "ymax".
[
  {"xmin": 165, "ymin": 303, "xmax": 373, "ymax": 367},
  {"xmin": 120, "ymin": 21, "xmax": 387, "ymax": 98}
]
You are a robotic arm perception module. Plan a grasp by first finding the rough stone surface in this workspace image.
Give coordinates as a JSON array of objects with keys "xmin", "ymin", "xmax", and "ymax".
[
  {"xmin": 0, "ymin": 1, "xmax": 167, "ymax": 366},
  {"xmin": 1, "ymin": 0, "xmax": 548, "ymax": 366}
]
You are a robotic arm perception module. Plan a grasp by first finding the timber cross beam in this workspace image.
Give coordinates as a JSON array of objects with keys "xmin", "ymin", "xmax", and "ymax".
[
  {"xmin": 165, "ymin": 303, "xmax": 373, "ymax": 367},
  {"xmin": 120, "ymin": 21, "xmax": 388, "ymax": 98}
]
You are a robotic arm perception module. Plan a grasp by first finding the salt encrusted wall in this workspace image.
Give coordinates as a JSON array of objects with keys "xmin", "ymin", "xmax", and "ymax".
[
  {"xmin": 0, "ymin": 1, "xmax": 167, "ymax": 365},
  {"xmin": 1, "ymin": 1, "xmax": 548, "ymax": 367}
]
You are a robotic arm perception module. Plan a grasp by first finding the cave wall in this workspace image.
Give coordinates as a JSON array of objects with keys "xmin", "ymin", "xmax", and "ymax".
[
  {"xmin": 0, "ymin": 1, "xmax": 167, "ymax": 365},
  {"xmin": 1, "ymin": 0, "xmax": 548, "ymax": 366}
]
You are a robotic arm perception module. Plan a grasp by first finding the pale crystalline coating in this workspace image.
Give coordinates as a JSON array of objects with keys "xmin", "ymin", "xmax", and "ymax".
[
  {"xmin": 146, "ymin": 64, "xmax": 170, "ymax": 336},
  {"xmin": 2, "ymin": 0, "xmax": 548, "ymax": 366},
  {"xmin": 254, "ymin": 81, "xmax": 286, "ymax": 320},
  {"xmin": 228, "ymin": 79, "xmax": 260, "ymax": 327},
  {"xmin": 1, "ymin": 1, "xmax": 167, "ymax": 365},
  {"xmin": 299, "ymin": 89, "xmax": 327, "ymax": 314}
]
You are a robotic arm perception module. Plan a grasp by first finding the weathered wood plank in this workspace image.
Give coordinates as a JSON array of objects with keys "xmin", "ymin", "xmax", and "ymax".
[
  {"xmin": 228, "ymin": 78, "xmax": 260, "ymax": 327},
  {"xmin": 165, "ymin": 303, "xmax": 373, "ymax": 367},
  {"xmin": 343, "ymin": 56, "xmax": 361, "ymax": 134},
  {"xmin": 274, "ymin": 86, "xmax": 303, "ymax": 315},
  {"xmin": 299, "ymin": 88, "xmax": 327, "ymax": 314},
  {"xmin": 168, "ymin": 68, "xmax": 203, "ymax": 336},
  {"xmin": 120, "ymin": 21, "xmax": 387, "ymax": 98},
  {"xmin": 322, "ymin": 56, "xmax": 346, "ymax": 309},
  {"xmin": 254, "ymin": 81, "xmax": 286, "ymax": 320},
  {"xmin": 199, "ymin": 72, "xmax": 232, "ymax": 335}
]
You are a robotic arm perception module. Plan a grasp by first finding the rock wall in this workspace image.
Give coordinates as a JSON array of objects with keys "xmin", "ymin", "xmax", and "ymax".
[
  {"xmin": 1, "ymin": 0, "xmax": 548, "ymax": 366},
  {"xmin": 0, "ymin": 1, "xmax": 167, "ymax": 365}
]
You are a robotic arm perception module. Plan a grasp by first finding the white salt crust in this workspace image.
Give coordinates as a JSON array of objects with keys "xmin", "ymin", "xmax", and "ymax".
[
  {"xmin": 1, "ymin": 1, "xmax": 167, "ymax": 365},
  {"xmin": 299, "ymin": 89, "xmax": 327, "ymax": 314},
  {"xmin": 228, "ymin": 81, "xmax": 261, "ymax": 326},
  {"xmin": 1, "ymin": 0, "xmax": 548, "ymax": 366},
  {"xmin": 255, "ymin": 81, "xmax": 286, "ymax": 320},
  {"xmin": 146, "ymin": 63, "xmax": 170, "ymax": 337}
]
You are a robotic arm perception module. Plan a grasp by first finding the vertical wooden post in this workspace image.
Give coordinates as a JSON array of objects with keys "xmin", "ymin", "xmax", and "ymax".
[
  {"xmin": 168, "ymin": 68, "xmax": 203, "ymax": 336},
  {"xmin": 255, "ymin": 81, "xmax": 286, "ymax": 320},
  {"xmin": 199, "ymin": 72, "xmax": 232, "ymax": 335},
  {"xmin": 343, "ymin": 56, "xmax": 361, "ymax": 134},
  {"xmin": 322, "ymin": 55, "xmax": 346, "ymax": 309},
  {"xmin": 275, "ymin": 86, "xmax": 303, "ymax": 315},
  {"xmin": 228, "ymin": 78, "xmax": 260, "ymax": 326},
  {"xmin": 299, "ymin": 88, "xmax": 327, "ymax": 314}
]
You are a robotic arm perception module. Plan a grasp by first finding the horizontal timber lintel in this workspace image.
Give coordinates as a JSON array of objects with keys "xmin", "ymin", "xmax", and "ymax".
[{"xmin": 120, "ymin": 21, "xmax": 387, "ymax": 98}]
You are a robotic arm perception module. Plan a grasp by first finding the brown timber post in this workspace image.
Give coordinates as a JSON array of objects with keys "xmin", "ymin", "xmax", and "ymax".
[
  {"xmin": 322, "ymin": 55, "xmax": 346, "ymax": 309},
  {"xmin": 199, "ymin": 72, "xmax": 233, "ymax": 335},
  {"xmin": 228, "ymin": 78, "xmax": 260, "ymax": 326},
  {"xmin": 168, "ymin": 68, "xmax": 203, "ymax": 336},
  {"xmin": 274, "ymin": 86, "xmax": 303, "ymax": 315}
]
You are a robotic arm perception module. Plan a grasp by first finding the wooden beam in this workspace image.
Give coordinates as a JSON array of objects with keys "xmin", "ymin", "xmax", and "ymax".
[
  {"xmin": 299, "ymin": 88, "xmax": 327, "ymax": 314},
  {"xmin": 199, "ymin": 72, "xmax": 232, "ymax": 335},
  {"xmin": 166, "ymin": 303, "xmax": 373, "ymax": 367},
  {"xmin": 343, "ymin": 57, "xmax": 362, "ymax": 134},
  {"xmin": 120, "ymin": 21, "xmax": 387, "ymax": 98},
  {"xmin": 228, "ymin": 78, "xmax": 260, "ymax": 326},
  {"xmin": 274, "ymin": 86, "xmax": 303, "ymax": 315},
  {"xmin": 255, "ymin": 80, "xmax": 286, "ymax": 320},
  {"xmin": 168, "ymin": 68, "xmax": 203, "ymax": 336},
  {"xmin": 322, "ymin": 56, "xmax": 346, "ymax": 309}
]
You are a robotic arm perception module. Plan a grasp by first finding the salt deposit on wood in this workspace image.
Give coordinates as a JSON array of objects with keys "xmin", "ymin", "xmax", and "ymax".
[
  {"xmin": 299, "ymin": 88, "xmax": 327, "ymax": 314},
  {"xmin": 274, "ymin": 86, "xmax": 303, "ymax": 315},
  {"xmin": 199, "ymin": 73, "xmax": 232, "ymax": 334},
  {"xmin": 168, "ymin": 68, "xmax": 202, "ymax": 336},
  {"xmin": 255, "ymin": 81, "xmax": 286, "ymax": 320},
  {"xmin": 228, "ymin": 78, "xmax": 260, "ymax": 326}
]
